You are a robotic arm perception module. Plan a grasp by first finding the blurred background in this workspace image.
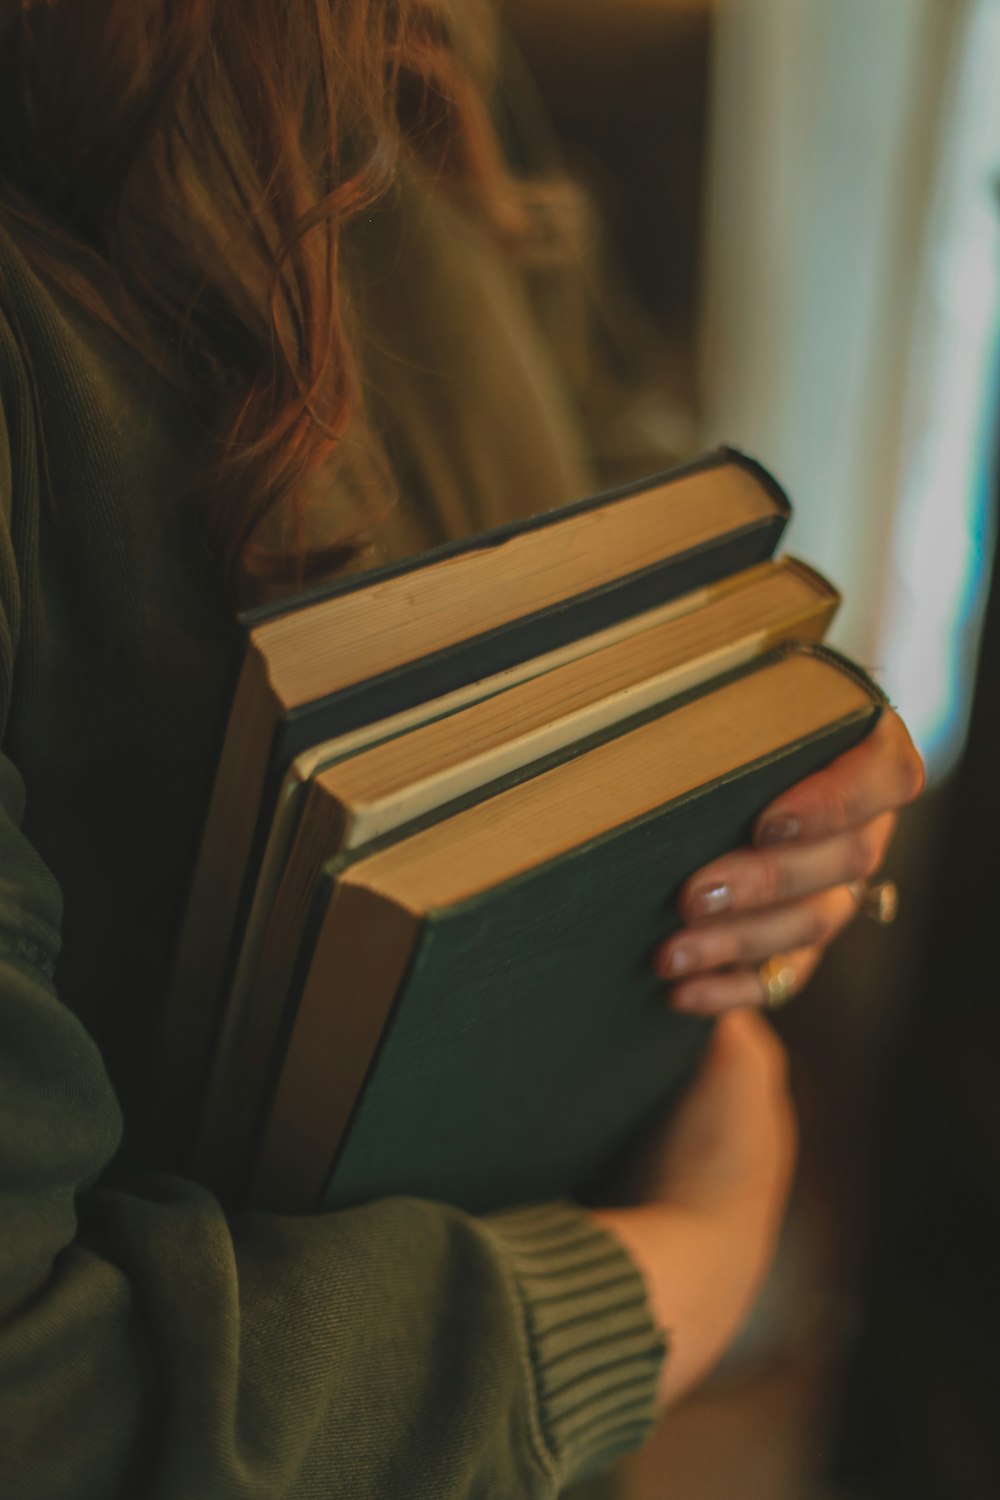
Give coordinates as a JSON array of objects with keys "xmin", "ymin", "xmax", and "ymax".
[{"xmin": 499, "ymin": 1, "xmax": 1000, "ymax": 1497}]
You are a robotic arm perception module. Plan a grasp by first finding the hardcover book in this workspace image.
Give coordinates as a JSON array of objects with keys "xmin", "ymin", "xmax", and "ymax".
[
  {"xmin": 162, "ymin": 447, "xmax": 791, "ymax": 1141},
  {"xmin": 195, "ymin": 556, "xmax": 839, "ymax": 1195},
  {"xmin": 248, "ymin": 645, "xmax": 883, "ymax": 1215}
]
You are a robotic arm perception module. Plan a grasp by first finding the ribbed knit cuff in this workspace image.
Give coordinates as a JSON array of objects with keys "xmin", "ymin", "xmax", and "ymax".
[{"xmin": 483, "ymin": 1202, "xmax": 666, "ymax": 1486}]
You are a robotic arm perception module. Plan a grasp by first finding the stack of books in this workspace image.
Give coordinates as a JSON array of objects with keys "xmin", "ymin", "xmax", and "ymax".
[{"xmin": 161, "ymin": 449, "xmax": 882, "ymax": 1215}]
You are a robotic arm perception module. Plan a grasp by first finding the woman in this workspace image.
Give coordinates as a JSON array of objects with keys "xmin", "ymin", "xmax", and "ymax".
[{"xmin": 0, "ymin": 4, "xmax": 923, "ymax": 1496}]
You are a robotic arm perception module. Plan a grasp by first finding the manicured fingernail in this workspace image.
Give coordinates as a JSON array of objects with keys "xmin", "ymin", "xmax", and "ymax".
[
  {"xmin": 660, "ymin": 944, "xmax": 694, "ymax": 977},
  {"xmin": 689, "ymin": 882, "xmax": 732, "ymax": 918},
  {"xmin": 758, "ymin": 814, "xmax": 802, "ymax": 847}
]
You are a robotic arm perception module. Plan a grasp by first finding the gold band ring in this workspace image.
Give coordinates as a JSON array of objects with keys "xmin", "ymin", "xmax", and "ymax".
[
  {"xmin": 758, "ymin": 955, "xmax": 797, "ymax": 1010},
  {"xmin": 848, "ymin": 879, "xmax": 899, "ymax": 926}
]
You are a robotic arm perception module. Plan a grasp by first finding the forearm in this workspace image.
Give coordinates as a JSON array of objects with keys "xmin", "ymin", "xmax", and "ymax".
[{"xmin": 588, "ymin": 1009, "xmax": 799, "ymax": 1412}]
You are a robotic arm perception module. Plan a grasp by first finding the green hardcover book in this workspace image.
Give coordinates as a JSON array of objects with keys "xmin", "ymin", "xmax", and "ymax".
[
  {"xmin": 195, "ymin": 557, "xmax": 838, "ymax": 1198},
  {"xmin": 162, "ymin": 447, "xmax": 789, "ymax": 1148},
  {"xmin": 250, "ymin": 644, "xmax": 883, "ymax": 1216}
]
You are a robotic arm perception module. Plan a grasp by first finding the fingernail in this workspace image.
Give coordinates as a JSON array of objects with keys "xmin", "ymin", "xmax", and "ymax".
[
  {"xmin": 660, "ymin": 944, "xmax": 694, "ymax": 977},
  {"xmin": 688, "ymin": 882, "xmax": 732, "ymax": 919},
  {"xmin": 758, "ymin": 814, "xmax": 802, "ymax": 847}
]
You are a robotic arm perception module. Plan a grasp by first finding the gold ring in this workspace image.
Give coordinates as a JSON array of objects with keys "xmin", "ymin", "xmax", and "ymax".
[
  {"xmin": 848, "ymin": 879, "xmax": 899, "ymax": 926},
  {"xmin": 758, "ymin": 955, "xmax": 797, "ymax": 1010}
]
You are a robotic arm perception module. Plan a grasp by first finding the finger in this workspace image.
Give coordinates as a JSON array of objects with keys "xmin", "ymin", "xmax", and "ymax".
[
  {"xmin": 667, "ymin": 945, "xmax": 821, "ymax": 1016},
  {"xmin": 679, "ymin": 811, "xmax": 895, "ymax": 922},
  {"xmin": 657, "ymin": 886, "xmax": 857, "ymax": 980},
  {"xmin": 753, "ymin": 708, "xmax": 924, "ymax": 848}
]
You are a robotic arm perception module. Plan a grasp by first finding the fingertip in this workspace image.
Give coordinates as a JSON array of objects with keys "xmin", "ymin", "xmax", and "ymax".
[
  {"xmin": 879, "ymin": 708, "xmax": 926, "ymax": 802},
  {"xmin": 665, "ymin": 984, "xmax": 709, "ymax": 1015},
  {"xmin": 655, "ymin": 940, "xmax": 695, "ymax": 979}
]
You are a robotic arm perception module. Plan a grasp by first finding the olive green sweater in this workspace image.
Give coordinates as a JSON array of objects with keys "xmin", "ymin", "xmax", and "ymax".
[{"xmin": 0, "ymin": 177, "xmax": 672, "ymax": 1499}]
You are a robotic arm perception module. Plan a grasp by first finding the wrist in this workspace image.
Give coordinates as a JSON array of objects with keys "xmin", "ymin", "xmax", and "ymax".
[{"xmin": 586, "ymin": 1203, "xmax": 772, "ymax": 1408}]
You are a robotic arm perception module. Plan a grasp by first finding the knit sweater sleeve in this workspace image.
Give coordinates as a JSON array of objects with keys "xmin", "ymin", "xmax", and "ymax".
[{"xmin": 0, "ymin": 340, "xmax": 665, "ymax": 1498}]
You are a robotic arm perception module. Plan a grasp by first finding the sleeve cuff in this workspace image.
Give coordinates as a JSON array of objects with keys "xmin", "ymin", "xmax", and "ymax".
[{"xmin": 483, "ymin": 1201, "xmax": 667, "ymax": 1486}]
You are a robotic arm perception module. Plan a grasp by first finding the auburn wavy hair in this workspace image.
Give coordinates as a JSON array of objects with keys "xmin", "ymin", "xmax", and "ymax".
[{"xmin": 0, "ymin": 0, "xmax": 525, "ymax": 598}]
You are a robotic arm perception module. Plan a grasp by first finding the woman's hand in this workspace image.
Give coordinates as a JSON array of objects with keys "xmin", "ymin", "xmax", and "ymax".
[
  {"xmin": 655, "ymin": 706, "xmax": 925, "ymax": 1013},
  {"xmin": 590, "ymin": 1008, "xmax": 798, "ymax": 1406}
]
